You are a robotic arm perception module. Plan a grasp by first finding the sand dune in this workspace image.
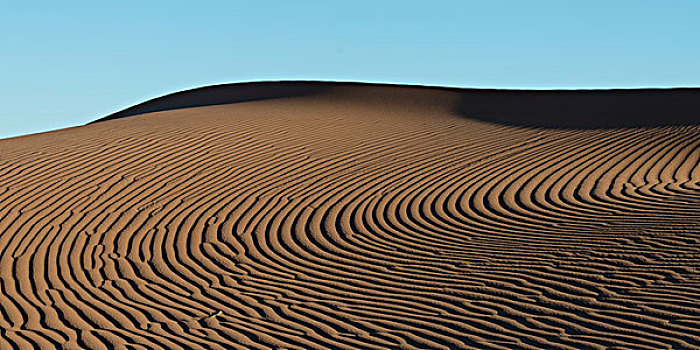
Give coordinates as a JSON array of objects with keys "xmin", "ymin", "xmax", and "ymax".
[{"xmin": 1, "ymin": 82, "xmax": 699, "ymax": 349}]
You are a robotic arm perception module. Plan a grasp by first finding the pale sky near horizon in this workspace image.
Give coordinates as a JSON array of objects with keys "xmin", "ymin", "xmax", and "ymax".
[{"xmin": 2, "ymin": 1, "xmax": 699, "ymax": 139}]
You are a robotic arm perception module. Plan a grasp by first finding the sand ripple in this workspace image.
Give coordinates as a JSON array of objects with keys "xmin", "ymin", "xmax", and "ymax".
[{"xmin": 1, "ymin": 84, "xmax": 699, "ymax": 349}]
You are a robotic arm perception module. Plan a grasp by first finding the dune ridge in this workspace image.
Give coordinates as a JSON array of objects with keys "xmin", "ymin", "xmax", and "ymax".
[
  {"xmin": 0, "ymin": 82, "xmax": 699, "ymax": 349},
  {"xmin": 96, "ymin": 81, "xmax": 700, "ymax": 128}
]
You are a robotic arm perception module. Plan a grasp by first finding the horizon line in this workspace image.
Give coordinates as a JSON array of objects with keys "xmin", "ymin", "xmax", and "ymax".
[{"xmin": 3, "ymin": 79, "xmax": 700, "ymax": 141}]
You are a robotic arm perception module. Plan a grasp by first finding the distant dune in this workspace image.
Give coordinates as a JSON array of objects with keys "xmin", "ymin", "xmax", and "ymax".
[{"xmin": 1, "ymin": 82, "xmax": 699, "ymax": 349}]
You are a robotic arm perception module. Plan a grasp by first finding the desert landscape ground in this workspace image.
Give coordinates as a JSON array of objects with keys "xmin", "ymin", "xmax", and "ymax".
[{"xmin": 0, "ymin": 82, "xmax": 699, "ymax": 349}]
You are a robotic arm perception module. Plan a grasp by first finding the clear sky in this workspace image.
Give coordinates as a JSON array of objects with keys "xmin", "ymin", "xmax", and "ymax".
[{"xmin": 2, "ymin": 1, "xmax": 700, "ymax": 139}]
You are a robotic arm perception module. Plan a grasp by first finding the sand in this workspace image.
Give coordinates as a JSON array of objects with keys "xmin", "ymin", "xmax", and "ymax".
[{"xmin": 0, "ymin": 82, "xmax": 699, "ymax": 349}]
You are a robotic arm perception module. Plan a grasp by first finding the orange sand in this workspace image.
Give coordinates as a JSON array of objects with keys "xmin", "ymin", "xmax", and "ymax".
[{"xmin": 1, "ymin": 82, "xmax": 699, "ymax": 349}]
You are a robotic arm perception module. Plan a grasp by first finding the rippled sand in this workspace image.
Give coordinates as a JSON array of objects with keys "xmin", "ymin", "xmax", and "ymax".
[{"xmin": 1, "ymin": 82, "xmax": 699, "ymax": 349}]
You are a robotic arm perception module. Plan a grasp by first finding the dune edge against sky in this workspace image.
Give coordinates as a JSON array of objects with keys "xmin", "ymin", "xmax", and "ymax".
[{"xmin": 0, "ymin": 82, "xmax": 699, "ymax": 349}]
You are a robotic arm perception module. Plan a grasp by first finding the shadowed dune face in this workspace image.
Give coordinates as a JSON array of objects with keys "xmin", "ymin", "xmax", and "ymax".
[
  {"xmin": 95, "ymin": 82, "xmax": 700, "ymax": 129},
  {"xmin": 455, "ymin": 89, "xmax": 700, "ymax": 128},
  {"xmin": 1, "ymin": 83, "xmax": 700, "ymax": 349},
  {"xmin": 94, "ymin": 82, "xmax": 333, "ymax": 122}
]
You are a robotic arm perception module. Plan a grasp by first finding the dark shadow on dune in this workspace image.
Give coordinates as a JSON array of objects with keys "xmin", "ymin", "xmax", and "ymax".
[
  {"xmin": 94, "ymin": 81, "xmax": 700, "ymax": 129},
  {"xmin": 455, "ymin": 88, "xmax": 700, "ymax": 129},
  {"xmin": 91, "ymin": 81, "xmax": 332, "ymax": 123}
]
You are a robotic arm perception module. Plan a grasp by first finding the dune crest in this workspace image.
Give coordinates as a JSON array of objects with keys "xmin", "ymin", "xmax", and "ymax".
[
  {"xmin": 96, "ymin": 81, "xmax": 700, "ymax": 128},
  {"xmin": 1, "ymin": 82, "xmax": 699, "ymax": 349}
]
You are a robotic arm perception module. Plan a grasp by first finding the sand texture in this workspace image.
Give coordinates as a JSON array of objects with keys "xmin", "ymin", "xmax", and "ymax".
[{"xmin": 1, "ymin": 82, "xmax": 699, "ymax": 349}]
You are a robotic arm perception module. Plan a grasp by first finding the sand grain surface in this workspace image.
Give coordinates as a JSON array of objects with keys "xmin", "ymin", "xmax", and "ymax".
[{"xmin": 1, "ymin": 83, "xmax": 699, "ymax": 349}]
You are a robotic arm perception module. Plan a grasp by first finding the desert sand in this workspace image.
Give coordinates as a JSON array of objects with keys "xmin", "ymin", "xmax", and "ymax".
[{"xmin": 1, "ymin": 82, "xmax": 699, "ymax": 349}]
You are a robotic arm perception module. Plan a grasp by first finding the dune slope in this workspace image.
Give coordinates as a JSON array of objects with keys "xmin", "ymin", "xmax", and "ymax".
[{"xmin": 1, "ymin": 82, "xmax": 699, "ymax": 349}]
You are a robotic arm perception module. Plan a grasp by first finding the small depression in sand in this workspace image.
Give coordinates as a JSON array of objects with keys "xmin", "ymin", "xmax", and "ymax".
[{"xmin": 1, "ymin": 82, "xmax": 699, "ymax": 349}]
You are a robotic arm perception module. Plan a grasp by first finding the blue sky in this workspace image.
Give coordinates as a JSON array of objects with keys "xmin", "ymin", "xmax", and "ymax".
[{"xmin": 2, "ymin": 1, "xmax": 699, "ymax": 139}]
